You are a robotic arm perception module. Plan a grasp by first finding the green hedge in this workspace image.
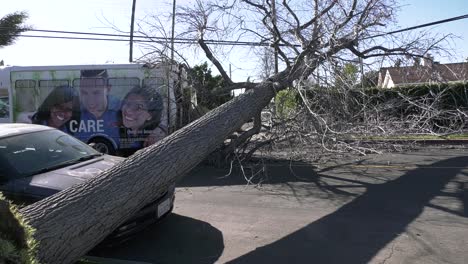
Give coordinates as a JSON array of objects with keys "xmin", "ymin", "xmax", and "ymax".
[
  {"xmin": 361, "ymin": 82, "xmax": 468, "ymax": 108},
  {"xmin": 305, "ymin": 82, "xmax": 468, "ymax": 110}
]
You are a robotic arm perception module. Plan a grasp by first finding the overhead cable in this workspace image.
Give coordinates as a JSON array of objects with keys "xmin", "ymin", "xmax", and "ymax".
[{"xmin": 2, "ymin": 13, "xmax": 467, "ymax": 46}]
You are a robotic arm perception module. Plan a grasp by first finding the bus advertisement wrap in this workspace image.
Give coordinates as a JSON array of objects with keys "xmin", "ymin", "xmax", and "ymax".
[{"xmin": 1, "ymin": 64, "xmax": 185, "ymax": 156}]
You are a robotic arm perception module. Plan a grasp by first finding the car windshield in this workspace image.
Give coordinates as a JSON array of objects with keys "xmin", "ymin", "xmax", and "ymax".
[{"xmin": 0, "ymin": 129, "xmax": 100, "ymax": 179}]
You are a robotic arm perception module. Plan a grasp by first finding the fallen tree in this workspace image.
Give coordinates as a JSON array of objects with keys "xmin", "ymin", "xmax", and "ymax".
[
  {"xmin": 5, "ymin": 0, "xmax": 452, "ymax": 263},
  {"xmin": 19, "ymin": 72, "xmax": 291, "ymax": 263}
]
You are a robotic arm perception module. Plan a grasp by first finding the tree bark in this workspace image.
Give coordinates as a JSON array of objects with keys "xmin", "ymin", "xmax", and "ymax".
[{"xmin": 19, "ymin": 80, "xmax": 280, "ymax": 263}]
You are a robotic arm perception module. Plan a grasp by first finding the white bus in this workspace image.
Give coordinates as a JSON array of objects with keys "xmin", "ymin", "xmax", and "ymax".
[{"xmin": 0, "ymin": 63, "xmax": 191, "ymax": 156}]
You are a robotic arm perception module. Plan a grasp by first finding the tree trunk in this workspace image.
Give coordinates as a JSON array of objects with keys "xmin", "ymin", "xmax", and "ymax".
[{"xmin": 19, "ymin": 81, "xmax": 279, "ymax": 263}]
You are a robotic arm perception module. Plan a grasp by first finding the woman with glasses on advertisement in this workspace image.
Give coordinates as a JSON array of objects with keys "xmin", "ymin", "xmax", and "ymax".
[
  {"xmin": 118, "ymin": 85, "xmax": 165, "ymax": 155},
  {"xmin": 31, "ymin": 85, "xmax": 80, "ymax": 134}
]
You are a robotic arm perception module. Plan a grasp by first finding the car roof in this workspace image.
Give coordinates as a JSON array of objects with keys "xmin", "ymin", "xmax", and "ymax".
[{"xmin": 0, "ymin": 123, "xmax": 54, "ymax": 138}]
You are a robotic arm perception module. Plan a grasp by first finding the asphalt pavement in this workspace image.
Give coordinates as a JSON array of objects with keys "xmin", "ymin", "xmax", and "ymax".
[{"xmin": 91, "ymin": 146, "xmax": 468, "ymax": 264}]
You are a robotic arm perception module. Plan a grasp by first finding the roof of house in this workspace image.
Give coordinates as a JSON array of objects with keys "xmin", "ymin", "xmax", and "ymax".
[{"xmin": 379, "ymin": 62, "xmax": 468, "ymax": 86}]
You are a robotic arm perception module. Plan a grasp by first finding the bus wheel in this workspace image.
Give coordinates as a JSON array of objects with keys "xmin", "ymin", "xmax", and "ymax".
[{"xmin": 89, "ymin": 138, "xmax": 116, "ymax": 155}]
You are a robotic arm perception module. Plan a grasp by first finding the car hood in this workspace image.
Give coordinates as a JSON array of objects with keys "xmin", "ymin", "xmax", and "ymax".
[{"xmin": 25, "ymin": 155, "xmax": 124, "ymax": 191}]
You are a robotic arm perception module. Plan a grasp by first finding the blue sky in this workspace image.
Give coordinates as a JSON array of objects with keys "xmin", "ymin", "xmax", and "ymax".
[
  {"xmin": 397, "ymin": 0, "xmax": 468, "ymax": 63},
  {"xmin": 0, "ymin": 0, "xmax": 467, "ymax": 81}
]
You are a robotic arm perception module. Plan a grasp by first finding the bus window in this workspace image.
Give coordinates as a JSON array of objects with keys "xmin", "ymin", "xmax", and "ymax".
[
  {"xmin": 108, "ymin": 77, "xmax": 140, "ymax": 99},
  {"xmin": 39, "ymin": 80, "xmax": 69, "ymax": 87},
  {"xmin": 73, "ymin": 78, "xmax": 106, "ymax": 88},
  {"xmin": 15, "ymin": 80, "xmax": 36, "ymax": 112},
  {"xmin": 14, "ymin": 80, "xmax": 36, "ymax": 123},
  {"xmin": 38, "ymin": 80, "xmax": 70, "ymax": 105}
]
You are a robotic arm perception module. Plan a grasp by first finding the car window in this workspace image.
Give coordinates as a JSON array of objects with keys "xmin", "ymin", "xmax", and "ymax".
[{"xmin": 0, "ymin": 129, "xmax": 100, "ymax": 179}]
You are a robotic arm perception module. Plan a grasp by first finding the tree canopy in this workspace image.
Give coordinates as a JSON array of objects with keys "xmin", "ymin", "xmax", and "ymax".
[{"xmin": 0, "ymin": 11, "xmax": 30, "ymax": 48}]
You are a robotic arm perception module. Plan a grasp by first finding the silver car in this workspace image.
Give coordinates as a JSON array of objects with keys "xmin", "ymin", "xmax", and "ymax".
[{"xmin": 0, "ymin": 123, "xmax": 175, "ymax": 243}]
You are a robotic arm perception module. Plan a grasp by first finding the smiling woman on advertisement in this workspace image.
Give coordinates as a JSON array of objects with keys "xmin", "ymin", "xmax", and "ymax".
[
  {"xmin": 119, "ymin": 85, "xmax": 165, "ymax": 155},
  {"xmin": 31, "ymin": 85, "xmax": 80, "ymax": 133}
]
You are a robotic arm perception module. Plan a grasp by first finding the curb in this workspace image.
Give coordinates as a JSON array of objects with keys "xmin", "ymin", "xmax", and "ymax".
[
  {"xmin": 346, "ymin": 139, "xmax": 468, "ymax": 145},
  {"xmin": 82, "ymin": 256, "xmax": 153, "ymax": 264}
]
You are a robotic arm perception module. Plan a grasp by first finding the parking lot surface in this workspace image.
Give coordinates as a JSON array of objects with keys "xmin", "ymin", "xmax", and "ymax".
[{"xmin": 92, "ymin": 147, "xmax": 468, "ymax": 264}]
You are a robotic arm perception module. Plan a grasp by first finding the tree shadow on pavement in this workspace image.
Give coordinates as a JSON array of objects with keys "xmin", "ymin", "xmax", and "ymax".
[
  {"xmin": 180, "ymin": 159, "xmax": 322, "ymax": 187},
  {"xmin": 91, "ymin": 214, "xmax": 224, "ymax": 264},
  {"xmin": 227, "ymin": 156, "xmax": 468, "ymax": 264},
  {"xmin": 461, "ymin": 179, "xmax": 468, "ymax": 216},
  {"xmin": 426, "ymin": 177, "xmax": 468, "ymax": 218},
  {"xmin": 180, "ymin": 159, "xmax": 386, "ymax": 203}
]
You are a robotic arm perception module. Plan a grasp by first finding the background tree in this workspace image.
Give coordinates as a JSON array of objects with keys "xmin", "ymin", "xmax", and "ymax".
[
  {"xmin": 257, "ymin": 47, "xmax": 276, "ymax": 81},
  {"xmin": 0, "ymin": 11, "xmax": 30, "ymax": 47},
  {"xmin": 14, "ymin": 1, "xmax": 453, "ymax": 263},
  {"xmin": 360, "ymin": 70, "xmax": 379, "ymax": 88},
  {"xmin": 191, "ymin": 62, "xmax": 232, "ymax": 110},
  {"xmin": 334, "ymin": 63, "xmax": 360, "ymax": 89}
]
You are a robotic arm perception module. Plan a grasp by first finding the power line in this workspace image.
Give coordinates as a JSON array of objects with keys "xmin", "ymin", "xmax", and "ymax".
[
  {"xmin": 1, "ymin": 28, "xmax": 269, "ymax": 46},
  {"xmin": 361, "ymin": 13, "xmax": 468, "ymax": 40},
  {"xmin": 24, "ymin": 28, "xmax": 192, "ymax": 41},
  {"xmin": 7, "ymin": 33, "xmax": 270, "ymax": 46},
  {"xmin": 1, "ymin": 13, "xmax": 467, "ymax": 46},
  {"xmin": 13, "ymin": 34, "xmax": 192, "ymax": 44}
]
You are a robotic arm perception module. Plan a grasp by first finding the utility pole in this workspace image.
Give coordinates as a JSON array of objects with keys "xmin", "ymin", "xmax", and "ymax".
[
  {"xmin": 272, "ymin": 0, "xmax": 278, "ymax": 74},
  {"xmin": 170, "ymin": 0, "xmax": 177, "ymax": 61},
  {"xmin": 168, "ymin": 0, "xmax": 177, "ymax": 131},
  {"xmin": 129, "ymin": 0, "xmax": 137, "ymax": 62},
  {"xmin": 360, "ymin": 57, "xmax": 364, "ymax": 88}
]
